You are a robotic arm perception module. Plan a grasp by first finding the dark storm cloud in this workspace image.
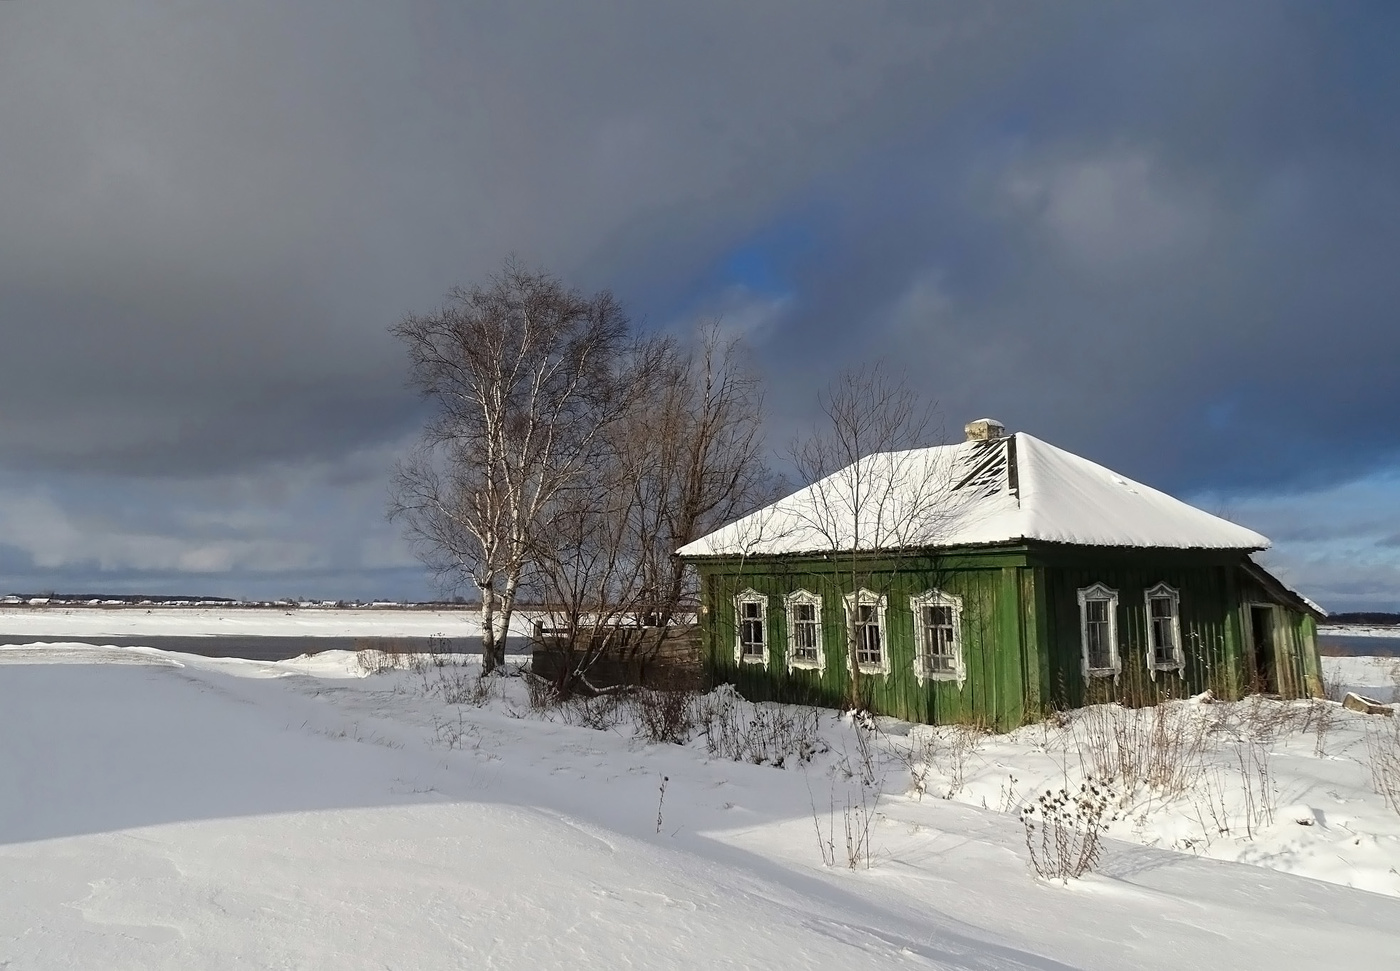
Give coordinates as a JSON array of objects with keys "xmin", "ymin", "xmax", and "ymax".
[
  {"xmin": 645, "ymin": 1, "xmax": 1400, "ymax": 499},
  {"xmin": 0, "ymin": 2, "xmax": 1395, "ymax": 603},
  {"xmin": 0, "ymin": 0, "xmax": 1067, "ymax": 477}
]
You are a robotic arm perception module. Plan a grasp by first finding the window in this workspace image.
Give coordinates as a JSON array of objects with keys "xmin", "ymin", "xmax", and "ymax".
[
  {"xmin": 733, "ymin": 590, "xmax": 768, "ymax": 666},
  {"xmin": 843, "ymin": 590, "xmax": 889, "ymax": 674},
  {"xmin": 1144, "ymin": 582, "xmax": 1183, "ymax": 676},
  {"xmin": 1077, "ymin": 583, "xmax": 1120, "ymax": 677},
  {"xmin": 911, "ymin": 590, "xmax": 964, "ymax": 684},
  {"xmin": 784, "ymin": 590, "xmax": 824, "ymax": 670},
  {"xmin": 854, "ymin": 605, "xmax": 883, "ymax": 668}
]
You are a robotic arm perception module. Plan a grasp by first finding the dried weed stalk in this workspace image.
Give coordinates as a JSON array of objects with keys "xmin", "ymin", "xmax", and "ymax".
[
  {"xmin": 699, "ymin": 690, "xmax": 827, "ymax": 768},
  {"xmin": 1020, "ymin": 776, "xmax": 1119, "ymax": 881},
  {"xmin": 1365, "ymin": 716, "xmax": 1400, "ymax": 816},
  {"xmin": 1071, "ymin": 704, "xmax": 1209, "ymax": 802}
]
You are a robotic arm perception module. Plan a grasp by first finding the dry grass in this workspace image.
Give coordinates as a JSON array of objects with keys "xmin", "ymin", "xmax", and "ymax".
[
  {"xmin": 905, "ymin": 725, "xmax": 987, "ymax": 800},
  {"xmin": 810, "ymin": 781, "xmax": 880, "ymax": 870},
  {"xmin": 698, "ymin": 689, "xmax": 827, "ymax": 768},
  {"xmin": 430, "ymin": 708, "xmax": 479, "ymax": 750},
  {"xmin": 1188, "ymin": 737, "xmax": 1277, "ymax": 842},
  {"xmin": 1365, "ymin": 715, "xmax": 1400, "ymax": 816},
  {"xmin": 1069, "ymin": 703, "xmax": 1211, "ymax": 802},
  {"xmin": 1211, "ymin": 694, "xmax": 1316, "ymax": 745},
  {"xmin": 354, "ymin": 637, "xmax": 423, "ymax": 675},
  {"xmin": 559, "ymin": 692, "xmax": 629, "ymax": 731},
  {"xmin": 631, "ymin": 689, "xmax": 699, "ymax": 745}
]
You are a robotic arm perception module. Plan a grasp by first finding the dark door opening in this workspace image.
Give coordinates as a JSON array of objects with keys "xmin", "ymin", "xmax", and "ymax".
[{"xmin": 1250, "ymin": 605, "xmax": 1278, "ymax": 694}]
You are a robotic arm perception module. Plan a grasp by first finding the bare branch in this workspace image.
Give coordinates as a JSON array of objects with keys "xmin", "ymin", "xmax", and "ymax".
[
  {"xmin": 390, "ymin": 258, "xmax": 632, "ymax": 673},
  {"xmin": 786, "ymin": 364, "xmax": 954, "ymax": 707}
]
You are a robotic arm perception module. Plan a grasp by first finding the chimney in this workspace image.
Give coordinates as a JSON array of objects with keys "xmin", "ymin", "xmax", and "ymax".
[{"xmin": 964, "ymin": 418, "xmax": 1007, "ymax": 442}]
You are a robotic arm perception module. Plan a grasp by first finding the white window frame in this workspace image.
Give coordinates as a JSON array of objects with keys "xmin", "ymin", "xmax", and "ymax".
[
  {"xmin": 843, "ymin": 589, "xmax": 889, "ymax": 676},
  {"xmin": 784, "ymin": 589, "xmax": 825, "ymax": 672},
  {"xmin": 733, "ymin": 589, "xmax": 769, "ymax": 667},
  {"xmin": 1144, "ymin": 582, "xmax": 1184, "ymax": 678},
  {"xmin": 1077, "ymin": 583, "xmax": 1120, "ymax": 679},
  {"xmin": 910, "ymin": 589, "xmax": 965, "ymax": 686}
]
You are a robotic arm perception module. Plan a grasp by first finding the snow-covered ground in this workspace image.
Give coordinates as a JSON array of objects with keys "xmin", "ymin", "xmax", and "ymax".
[
  {"xmin": 1323, "ymin": 654, "xmax": 1400, "ymax": 701},
  {"xmin": 4, "ymin": 643, "xmax": 1400, "ymax": 968},
  {"xmin": 0, "ymin": 605, "xmax": 499, "ymax": 638},
  {"xmin": 1321, "ymin": 624, "xmax": 1400, "ymax": 639}
]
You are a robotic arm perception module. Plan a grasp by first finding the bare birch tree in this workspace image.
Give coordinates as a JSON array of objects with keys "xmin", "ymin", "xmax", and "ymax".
[
  {"xmin": 530, "ymin": 323, "xmax": 775, "ymax": 695},
  {"xmin": 390, "ymin": 259, "xmax": 632, "ymax": 674},
  {"xmin": 789, "ymin": 364, "xmax": 955, "ymax": 709}
]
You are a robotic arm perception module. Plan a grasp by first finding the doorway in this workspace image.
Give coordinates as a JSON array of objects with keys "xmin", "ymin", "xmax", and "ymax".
[{"xmin": 1249, "ymin": 605, "xmax": 1279, "ymax": 694}]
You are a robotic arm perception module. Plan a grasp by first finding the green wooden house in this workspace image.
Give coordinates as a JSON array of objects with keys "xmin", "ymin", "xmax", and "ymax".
[{"xmin": 677, "ymin": 420, "xmax": 1324, "ymax": 730}]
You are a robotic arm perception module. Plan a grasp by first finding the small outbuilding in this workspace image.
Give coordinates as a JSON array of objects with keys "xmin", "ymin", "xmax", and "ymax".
[{"xmin": 676, "ymin": 420, "xmax": 1324, "ymax": 730}]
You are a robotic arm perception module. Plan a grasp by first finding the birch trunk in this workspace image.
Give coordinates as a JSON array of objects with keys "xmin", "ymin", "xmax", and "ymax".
[
  {"xmin": 480, "ymin": 583, "xmax": 500, "ymax": 676},
  {"xmin": 493, "ymin": 567, "xmax": 520, "ymax": 673}
]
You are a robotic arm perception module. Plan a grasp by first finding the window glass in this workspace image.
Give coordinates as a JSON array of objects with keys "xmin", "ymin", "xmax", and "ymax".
[
  {"xmin": 1148, "ymin": 592, "xmax": 1179, "ymax": 668},
  {"xmin": 920, "ymin": 604, "xmax": 957, "ymax": 674},
  {"xmin": 791, "ymin": 601, "xmax": 819, "ymax": 661},
  {"xmin": 738, "ymin": 600, "xmax": 765, "ymax": 658},
  {"xmin": 855, "ymin": 603, "xmax": 882, "ymax": 667},
  {"xmin": 1084, "ymin": 597, "xmax": 1112, "ymax": 670}
]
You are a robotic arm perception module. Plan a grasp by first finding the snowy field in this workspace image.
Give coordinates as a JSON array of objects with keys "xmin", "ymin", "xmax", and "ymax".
[
  {"xmin": 0, "ymin": 605, "xmax": 494, "ymax": 638},
  {"xmin": 4, "ymin": 645, "xmax": 1400, "ymax": 968},
  {"xmin": 1321, "ymin": 624, "xmax": 1400, "ymax": 638}
]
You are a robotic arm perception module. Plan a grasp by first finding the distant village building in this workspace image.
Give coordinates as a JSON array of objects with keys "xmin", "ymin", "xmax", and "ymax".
[{"xmin": 677, "ymin": 420, "xmax": 1323, "ymax": 729}]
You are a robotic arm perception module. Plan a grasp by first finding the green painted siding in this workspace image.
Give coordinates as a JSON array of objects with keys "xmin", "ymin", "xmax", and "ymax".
[
  {"xmin": 697, "ymin": 549, "xmax": 1034, "ymax": 730},
  {"xmin": 1235, "ymin": 573, "xmax": 1322, "ymax": 699},
  {"xmin": 1299, "ymin": 615, "xmax": 1323, "ymax": 697},
  {"xmin": 1035, "ymin": 549, "xmax": 1243, "ymax": 709},
  {"xmin": 691, "ymin": 543, "xmax": 1320, "ymax": 730}
]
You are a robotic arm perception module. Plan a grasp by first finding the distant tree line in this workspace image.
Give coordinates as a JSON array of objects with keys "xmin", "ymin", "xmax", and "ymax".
[{"xmin": 1327, "ymin": 612, "xmax": 1400, "ymax": 626}]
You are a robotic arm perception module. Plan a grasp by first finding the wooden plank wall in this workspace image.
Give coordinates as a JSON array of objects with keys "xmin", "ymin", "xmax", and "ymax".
[
  {"xmin": 1038, "ymin": 556, "xmax": 1243, "ymax": 710},
  {"xmin": 696, "ymin": 547, "xmax": 1318, "ymax": 731},
  {"xmin": 699, "ymin": 550, "xmax": 1034, "ymax": 730}
]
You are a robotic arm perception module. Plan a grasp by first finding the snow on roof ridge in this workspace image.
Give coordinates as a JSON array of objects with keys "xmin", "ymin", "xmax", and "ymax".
[
  {"xmin": 1012, "ymin": 432, "xmax": 1269, "ymax": 550},
  {"xmin": 676, "ymin": 430, "xmax": 1270, "ymax": 558}
]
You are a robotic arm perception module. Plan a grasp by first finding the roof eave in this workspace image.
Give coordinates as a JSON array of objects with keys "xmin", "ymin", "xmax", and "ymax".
[
  {"xmin": 1241, "ymin": 557, "xmax": 1327, "ymax": 621},
  {"xmin": 676, "ymin": 537, "xmax": 1269, "ymax": 562}
]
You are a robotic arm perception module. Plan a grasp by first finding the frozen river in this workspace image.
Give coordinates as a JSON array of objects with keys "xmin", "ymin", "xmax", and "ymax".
[{"xmin": 0, "ymin": 606, "xmax": 534, "ymax": 660}]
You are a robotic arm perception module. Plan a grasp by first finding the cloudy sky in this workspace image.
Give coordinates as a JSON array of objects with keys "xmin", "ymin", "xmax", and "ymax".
[{"xmin": 1, "ymin": 2, "xmax": 1396, "ymax": 609}]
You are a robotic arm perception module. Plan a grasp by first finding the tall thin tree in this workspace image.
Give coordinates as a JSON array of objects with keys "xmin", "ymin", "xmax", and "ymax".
[
  {"xmin": 530, "ymin": 323, "xmax": 775, "ymax": 694},
  {"xmin": 390, "ymin": 259, "xmax": 630, "ymax": 674},
  {"xmin": 788, "ymin": 365, "xmax": 955, "ymax": 708}
]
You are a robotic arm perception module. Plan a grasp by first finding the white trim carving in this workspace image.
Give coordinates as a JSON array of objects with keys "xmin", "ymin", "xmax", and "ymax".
[
  {"xmin": 784, "ymin": 589, "xmax": 825, "ymax": 672},
  {"xmin": 1144, "ymin": 582, "xmax": 1184, "ymax": 678},
  {"xmin": 1077, "ymin": 582, "xmax": 1120, "ymax": 679},
  {"xmin": 843, "ymin": 589, "xmax": 889, "ymax": 675},
  {"xmin": 910, "ymin": 589, "xmax": 965, "ymax": 686},
  {"xmin": 733, "ymin": 589, "xmax": 769, "ymax": 667}
]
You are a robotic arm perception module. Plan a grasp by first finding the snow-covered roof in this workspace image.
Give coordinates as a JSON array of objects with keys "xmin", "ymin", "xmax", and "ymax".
[
  {"xmin": 677, "ymin": 432, "xmax": 1270, "ymax": 558},
  {"xmin": 1240, "ymin": 559, "xmax": 1328, "ymax": 619}
]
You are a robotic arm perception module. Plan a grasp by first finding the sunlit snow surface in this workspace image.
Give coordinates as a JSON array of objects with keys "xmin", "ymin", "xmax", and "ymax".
[
  {"xmin": 4, "ymin": 642, "xmax": 1400, "ymax": 969},
  {"xmin": 0, "ymin": 605, "xmax": 501, "ymax": 638}
]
